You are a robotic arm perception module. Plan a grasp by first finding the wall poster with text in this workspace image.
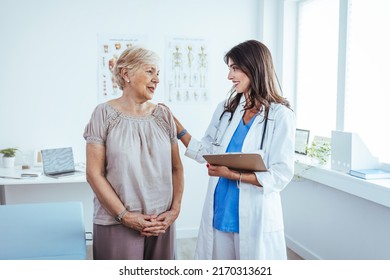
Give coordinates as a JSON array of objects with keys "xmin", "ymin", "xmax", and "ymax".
[{"xmin": 97, "ymin": 33, "xmax": 147, "ymax": 103}]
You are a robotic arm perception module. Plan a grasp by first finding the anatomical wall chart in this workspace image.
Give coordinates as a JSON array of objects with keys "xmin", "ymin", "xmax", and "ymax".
[
  {"xmin": 97, "ymin": 33, "xmax": 147, "ymax": 103},
  {"xmin": 165, "ymin": 37, "xmax": 209, "ymax": 103}
]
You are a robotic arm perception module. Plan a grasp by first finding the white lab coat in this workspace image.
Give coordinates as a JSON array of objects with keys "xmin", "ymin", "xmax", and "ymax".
[{"xmin": 185, "ymin": 96, "xmax": 295, "ymax": 260}]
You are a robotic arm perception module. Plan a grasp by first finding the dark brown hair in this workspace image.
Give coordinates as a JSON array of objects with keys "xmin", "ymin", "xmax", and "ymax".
[{"xmin": 221, "ymin": 40, "xmax": 291, "ymax": 120}]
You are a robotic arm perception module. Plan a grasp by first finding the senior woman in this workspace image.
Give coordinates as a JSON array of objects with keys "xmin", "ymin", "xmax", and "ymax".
[{"xmin": 83, "ymin": 46, "xmax": 184, "ymax": 260}]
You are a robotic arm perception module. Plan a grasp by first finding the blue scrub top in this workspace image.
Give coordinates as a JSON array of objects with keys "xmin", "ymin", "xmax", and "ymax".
[{"xmin": 213, "ymin": 115, "xmax": 256, "ymax": 233}]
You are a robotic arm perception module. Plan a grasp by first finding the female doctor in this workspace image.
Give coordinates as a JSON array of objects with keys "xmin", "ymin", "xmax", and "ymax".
[{"xmin": 174, "ymin": 40, "xmax": 295, "ymax": 260}]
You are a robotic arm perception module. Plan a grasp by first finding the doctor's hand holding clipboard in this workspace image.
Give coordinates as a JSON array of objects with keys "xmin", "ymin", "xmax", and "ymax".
[{"xmin": 172, "ymin": 40, "xmax": 296, "ymax": 260}]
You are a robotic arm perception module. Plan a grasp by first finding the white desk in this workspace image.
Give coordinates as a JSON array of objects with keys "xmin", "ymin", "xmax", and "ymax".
[{"xmin": 0, "ymin": 167, "xmax": 94, "ymax": 234}]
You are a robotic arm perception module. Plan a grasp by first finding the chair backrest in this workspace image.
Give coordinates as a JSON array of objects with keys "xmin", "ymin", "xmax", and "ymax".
[{"xmin": 0, "ymin": 201, "xmax": 86, "ymax": 260}]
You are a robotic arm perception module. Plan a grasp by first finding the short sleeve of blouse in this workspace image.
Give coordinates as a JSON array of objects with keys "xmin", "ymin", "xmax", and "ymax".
[
  {"xmin": 156, "ymin": 103, "xmax": 178, "ymax": 145},
  {"xmin": 83, "ymin": 104, "xmax": 109, "ymax": 145}
]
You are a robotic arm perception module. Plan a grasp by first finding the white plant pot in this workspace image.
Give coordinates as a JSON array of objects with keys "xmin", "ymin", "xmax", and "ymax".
[{"xmin": 2, "ymin": 156, "xmax": 15, "ymax": 168}]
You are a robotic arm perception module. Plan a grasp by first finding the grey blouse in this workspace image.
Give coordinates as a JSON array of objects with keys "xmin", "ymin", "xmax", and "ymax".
[{"xmin": 83, "ymin": 102, "xmax": 177, "ymax": 225}]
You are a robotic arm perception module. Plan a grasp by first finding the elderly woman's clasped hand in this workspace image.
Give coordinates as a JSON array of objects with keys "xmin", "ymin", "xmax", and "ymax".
[{"xmin": 120, "ymin": 212, "xmax": 168, "ymax": 237}]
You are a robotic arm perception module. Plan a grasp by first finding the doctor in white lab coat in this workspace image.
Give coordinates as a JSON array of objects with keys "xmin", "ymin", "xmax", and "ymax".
[{"xmin": 174, "ymin": 40, "xmax": 295, "ymax": 260}]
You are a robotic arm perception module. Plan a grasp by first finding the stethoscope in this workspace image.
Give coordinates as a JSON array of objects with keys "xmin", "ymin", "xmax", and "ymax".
[{"xmin": 212, "ymin": 111, "xmax": 268, "ymax": 150}]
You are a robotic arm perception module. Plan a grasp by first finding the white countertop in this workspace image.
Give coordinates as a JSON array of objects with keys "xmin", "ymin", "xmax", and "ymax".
[
  {"xmin": 0, "ymin": 166, "xmax": 86, "ymax": 185},
  {"xmin": 294, "ymin": 155, "xmax": 390, "ymax": 208}
]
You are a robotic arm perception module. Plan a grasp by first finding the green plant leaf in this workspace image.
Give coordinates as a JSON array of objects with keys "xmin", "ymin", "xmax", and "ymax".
[{"xmin": 0, "ymin": 148, "xmax": 18, "ymax": 157}]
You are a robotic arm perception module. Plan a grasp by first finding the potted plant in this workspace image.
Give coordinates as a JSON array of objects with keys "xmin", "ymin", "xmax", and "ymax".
[
  {"xmin": 306, "ymin": 141, "xmax": 331, "ymax": 165},
  {"xmin": 0, "ymin": 148, "xmax": 18, "ymax": 168}
]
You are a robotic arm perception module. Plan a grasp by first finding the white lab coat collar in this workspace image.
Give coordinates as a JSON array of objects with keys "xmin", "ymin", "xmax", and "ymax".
[{"xmin": 218, "ymin": 95, "xmax": 266, "ymax": 152}]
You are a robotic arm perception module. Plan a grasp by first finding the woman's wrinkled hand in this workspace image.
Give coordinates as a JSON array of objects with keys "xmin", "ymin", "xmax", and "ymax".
[
  {"xmin": 121, "ymin": 212, "xmax": 167, "ymax": 237},
  {"xmin": 141, "ymin": 209, "xmax": 180, "ymax": 236}
]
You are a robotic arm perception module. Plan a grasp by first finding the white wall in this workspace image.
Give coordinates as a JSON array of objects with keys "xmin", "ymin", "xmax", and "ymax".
[
  {"xmin": 282, "ymin": 178, "xmax": 390, "ymax": 259},
  {"xmin": 0, "ymin": 0, "xmax": 261, "ymax": 238}
]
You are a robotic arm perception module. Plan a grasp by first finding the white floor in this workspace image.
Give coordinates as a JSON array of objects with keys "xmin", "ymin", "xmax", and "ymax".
[
  {"xmin": 176, "ymin": 237, "xmax": 304, "ymax": 260},
  {"xmin": 87, "ymin": 238, "xmax": 304, "ymax": 260}
]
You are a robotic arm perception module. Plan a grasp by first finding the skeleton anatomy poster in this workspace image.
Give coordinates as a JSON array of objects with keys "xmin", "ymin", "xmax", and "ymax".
[
  {"xmin": 97, "ymin": 34, "xmax": 147, "ymax": 103},
  {"xmin": 165, "ymin": 37, "xmax": 209, "ymax": 103}
]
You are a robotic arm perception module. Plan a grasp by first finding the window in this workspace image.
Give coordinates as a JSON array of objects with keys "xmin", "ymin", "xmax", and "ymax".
[
  {"xmin": 295, "ymin": 0, "xmax": 339, "ymax": 139},
  {"xmin": 344, "ymin": 0, "xmax": 390, "ymax": 163},
  {"xmin": 292, "ymin": 0, "xmax": 389, "ymax": 164}
]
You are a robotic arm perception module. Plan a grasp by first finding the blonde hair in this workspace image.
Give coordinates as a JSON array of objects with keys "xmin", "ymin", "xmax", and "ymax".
[{"xmin": 112, "ymin": 46, "xmax": 159, "ymax": 90}]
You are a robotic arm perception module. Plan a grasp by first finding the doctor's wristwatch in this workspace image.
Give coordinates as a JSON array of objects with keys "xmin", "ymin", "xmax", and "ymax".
[{"xmin": 115, "ymin": 208, "xmax": 128, "ymax": 223}]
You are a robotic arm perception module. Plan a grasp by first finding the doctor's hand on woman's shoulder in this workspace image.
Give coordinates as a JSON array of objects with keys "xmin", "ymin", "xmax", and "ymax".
[{"xmin": 173, "ymin": 115, "xmax": 191, "ymax": 147}]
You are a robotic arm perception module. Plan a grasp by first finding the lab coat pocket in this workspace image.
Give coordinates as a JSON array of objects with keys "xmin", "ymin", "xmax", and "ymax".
[{"xmin": 262, "ymin": 192, "xmax": 283, "ymax": 232}]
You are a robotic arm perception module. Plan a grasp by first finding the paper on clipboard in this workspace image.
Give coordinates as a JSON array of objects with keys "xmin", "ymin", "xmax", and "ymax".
[{"xmin": 203, "ymin": 152, "xmax": 267, "ymax": 172}]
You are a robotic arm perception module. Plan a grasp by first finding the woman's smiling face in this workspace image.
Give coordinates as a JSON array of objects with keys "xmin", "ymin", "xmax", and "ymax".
[
  {"xmin": 227, "ymin": 57, "xmax": 250, "ymax": 95},
  {"xmin": 128, "ymin": 64, "xmax": 160, "ymax": 101}
]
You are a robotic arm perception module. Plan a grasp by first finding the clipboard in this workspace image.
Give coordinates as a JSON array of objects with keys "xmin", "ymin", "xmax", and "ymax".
[{"xmin": 203, "ymin": 153, "xmax": 267, "ymax": 172}]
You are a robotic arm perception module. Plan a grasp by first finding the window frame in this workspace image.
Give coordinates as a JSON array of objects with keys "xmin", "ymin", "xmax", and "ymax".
[{"xmin": 281, "ymin": 0, "xmax": 389, "ymax": 166}]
